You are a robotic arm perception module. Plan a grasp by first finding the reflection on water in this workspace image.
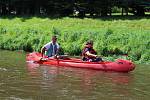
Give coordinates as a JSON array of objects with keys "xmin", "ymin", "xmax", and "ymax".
[
  {"xmin": 0, "ymin": 50, "xmax": 150, "ymax": 100},
  {"xmin": 27, "ymin": 62, "xmax": 135, "ymax": 100}
]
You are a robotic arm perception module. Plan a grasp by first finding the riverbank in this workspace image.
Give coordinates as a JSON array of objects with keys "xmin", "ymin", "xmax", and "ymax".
[{"xmin": 0, "ymin": 16, "xmax": 150, "ymax": 64}]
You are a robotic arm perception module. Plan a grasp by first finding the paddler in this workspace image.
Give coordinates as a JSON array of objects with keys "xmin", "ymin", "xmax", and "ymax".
[
  {"xmin": 82, "ymin": 40, "xmax": 103, "ymax": 62},
  {"xmin": 41, "ymin": 35, "xmax": 60, "ymax": 58}
]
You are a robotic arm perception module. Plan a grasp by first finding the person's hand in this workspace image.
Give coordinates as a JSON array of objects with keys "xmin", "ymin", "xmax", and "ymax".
[
  {"xmin": 94, "ymin": 55, "xmax": 98, "ymax": 58},
  {"xmin": 40, "ymin": 57, "xmax": 48, "ymax": 61},
  {"xmin": 54, "ymin": 54, "xmax": 59, "ymax": 59}
]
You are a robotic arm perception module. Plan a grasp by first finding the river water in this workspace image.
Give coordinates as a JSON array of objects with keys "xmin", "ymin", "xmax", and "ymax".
[{"xmin": 0, "ymin": 50, "xmax": 150, "ymax": 100}]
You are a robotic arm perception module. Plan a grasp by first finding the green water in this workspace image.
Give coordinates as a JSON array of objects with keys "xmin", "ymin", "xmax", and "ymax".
[{"xmin": 0, "ymin": 50, "xmax": 150, "ymax": 100}]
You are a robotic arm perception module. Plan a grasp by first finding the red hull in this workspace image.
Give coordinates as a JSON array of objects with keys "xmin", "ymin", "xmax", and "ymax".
[{"xmin": 26, "ymin": 52, "xmax": 135, "ymax": 72}]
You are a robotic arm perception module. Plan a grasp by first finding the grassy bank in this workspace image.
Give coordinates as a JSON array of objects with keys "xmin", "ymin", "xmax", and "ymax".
[{"xmin": 0, "ymin": 16, "xmax": 150, "ymax": 64}]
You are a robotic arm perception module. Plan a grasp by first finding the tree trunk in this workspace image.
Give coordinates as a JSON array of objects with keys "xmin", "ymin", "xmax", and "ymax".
[
  {"xmin": 101, "ymin": 7, "xmax": 108, "ymax": 16},
  {"xmin": 121, "ymin": 8, "xmax": 124, "ymax": 16},
  {"xmin": 136, "ymin": 6, "xmax": 145, "ymax": 16},
  {"xmin": 125, "ymin": 7, "xmax": 128, "ymax": 15}
]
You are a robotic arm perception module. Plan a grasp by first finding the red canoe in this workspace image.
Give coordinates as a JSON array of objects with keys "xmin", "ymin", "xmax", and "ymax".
[{"xmin": 26, "ymin": 52, "xmax": 135, "ymax": 72}]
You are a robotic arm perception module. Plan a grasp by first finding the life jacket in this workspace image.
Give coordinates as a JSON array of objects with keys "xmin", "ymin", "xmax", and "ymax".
[
  {"xmin": 46, "ymin": 43, "xmax": 58, "ymax": 57},
  {"xmin": 82, "ymin": 46, "xmax": 97, "ymax": 59}
]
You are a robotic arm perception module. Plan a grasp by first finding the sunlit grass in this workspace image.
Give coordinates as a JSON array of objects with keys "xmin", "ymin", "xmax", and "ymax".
[{"xmin": 0, "ymin": 16, "xmax": 150, "ymax": 63}]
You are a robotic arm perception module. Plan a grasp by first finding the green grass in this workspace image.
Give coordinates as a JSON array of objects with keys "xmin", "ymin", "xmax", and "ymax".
[{"xmin": 0, "ymin": 16, "xmax": 150, "ymax": 64}]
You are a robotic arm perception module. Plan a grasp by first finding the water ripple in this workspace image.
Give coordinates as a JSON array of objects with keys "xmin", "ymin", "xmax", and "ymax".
[{"xmin": 0, "ymin": 68, "xmax": 7, "ymax": 71}]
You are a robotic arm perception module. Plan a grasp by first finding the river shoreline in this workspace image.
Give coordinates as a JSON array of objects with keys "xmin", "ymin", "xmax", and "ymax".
[{"xmin": 0, "ymin": 17, "xmax": 150, "ymax": 64}]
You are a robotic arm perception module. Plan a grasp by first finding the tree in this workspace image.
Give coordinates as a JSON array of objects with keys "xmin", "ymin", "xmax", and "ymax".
[{"xmin": 0, "ymin": 0, "xmax": 149, "ymax": 16}]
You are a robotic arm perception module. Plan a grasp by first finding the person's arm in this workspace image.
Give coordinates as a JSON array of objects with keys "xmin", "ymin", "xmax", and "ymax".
[
  {"xmin": 55, "ymin": 43, "xmax": 60, "ymax": 55},
  {"xmin": 41, "ymin": 42, "xmax": 50, "ymax": 57},
  {"xmin": 56, "ymin": 48, "xmax": 60, "ymax": 55},
  {"xmin": 41, "ymin": 47, "xmax": 46, "ymax": 58},
  {"xmin": 85, "ymin": 51, "xmax": 97, "ymax": 58}
]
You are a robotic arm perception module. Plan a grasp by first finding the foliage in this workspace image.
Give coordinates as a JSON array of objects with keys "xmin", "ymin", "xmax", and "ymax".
[
  {"xmin": 0, "ymin": 0, "xmax": 149, "ymax": 16},
  {"xmin": 0, "ymin": 17, "xmax": 150, "ymax": 64}
]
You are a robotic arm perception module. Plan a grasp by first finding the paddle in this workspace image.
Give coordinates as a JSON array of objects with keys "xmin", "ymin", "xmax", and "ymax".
[
  {"xmin": 32, "ymin": 52, "xmax": 69, "ymax": 64},
  {"xmin": 54, "ymin": 54, "xmax": 70, "ymax": 64}
]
